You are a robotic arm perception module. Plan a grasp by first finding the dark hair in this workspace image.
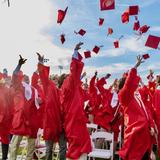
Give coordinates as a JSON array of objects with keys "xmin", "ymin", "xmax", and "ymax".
[{"xmin": 118, "ymin": 77, "xmax": 126, "ymax": 90}]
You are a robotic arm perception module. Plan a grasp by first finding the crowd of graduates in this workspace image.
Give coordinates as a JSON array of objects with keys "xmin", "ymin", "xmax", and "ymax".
[{"xmin": 0, "ymin": 42, "xmax": 160, "ymax": 160}]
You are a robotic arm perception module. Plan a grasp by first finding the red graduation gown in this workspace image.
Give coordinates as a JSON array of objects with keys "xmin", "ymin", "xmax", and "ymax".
[
  {"xmin": 94, "ymin": 78, "xmax": 114, "ymax": 131},
  {"xmin": 10, "ymin": 74, "xmax": 30, "ymax": 136},
  {"xmin": 118, "ymin": 68, "xmax": 152, "ymax": 160},
  {"xmin": 60, "ymin": 58, "xmax": 92, "ymax": 159},
  {"xmin": 0, "ymin": 85, "xmax": 12, "ymax": 144},
  {"xmin": 31, "ymin": 72, "xmax": 45, "ymax": 129},
  {"xmin": 38, "ymin": 63, "xmax": 62, "ymax": 141},
  {"xmin": 153, "ymin": 89, "xmax": 160, "ymax": 155}
]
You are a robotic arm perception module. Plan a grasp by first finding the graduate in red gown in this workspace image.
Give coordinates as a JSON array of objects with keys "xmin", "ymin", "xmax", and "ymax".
[
  {"xmin": 60, "ymin": 42, "xmax": 92, "ymax": 159},
  {"xmin": 31, "ymin": 71, "xmax": 45, "ymax": 129},
  {"xmin": 36, "ymin": 53, "xmax": 62, "ymax": 141},
  {"xmin": 118, "ymin": 55, "xmax": 154, "ymax": 160},
  {"xmin": 152, "ymin": 76, "xmax": 160, "ymax": 156},
  {"xmin": 0, "ymin": 73, "xmax": 13, "ymax": 160}
]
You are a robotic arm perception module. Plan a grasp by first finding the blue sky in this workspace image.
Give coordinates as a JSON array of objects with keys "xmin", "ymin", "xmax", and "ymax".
[
  {"xmin": 48, "ymin": 0, "xmax": 160, "ymax": 84},
  {"xmin": 0, "ymin": 0, "xmax": 160, "ymax": 85}
]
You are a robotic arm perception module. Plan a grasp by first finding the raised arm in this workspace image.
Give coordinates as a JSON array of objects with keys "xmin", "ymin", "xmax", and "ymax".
[
  {"xmin": 12, "ymin": 55, "xmax": 27, "ymax": 86},
  {"xmin": 70, "ymin": 42, "xmax": 84, "ymax": 84},
  {"xmin": 36, "ymin": 52, "xmax": 50, "ymax": 93},
  {"xmin": 119, "ymin": 55, "xmax": 145, "ymax": 106},
  {"xmin": 89, "ymin": 71, "xmax": 97, "ymax": 95}
]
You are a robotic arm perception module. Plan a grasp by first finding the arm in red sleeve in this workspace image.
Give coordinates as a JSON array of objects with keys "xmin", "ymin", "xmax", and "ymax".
[
  {"xmin": 118, "ymin": 68, "xmax": 138, "ymax": 106},
  {"xmin": 38, "ymin": 63, "xmax": 50, "ymax": 93},
  {"xmin": 89, "ymin": 75, "xmax": 97, "ymax": 95},
  {"xmin": 96, "ymin": 77, "xmax": 106, "ymax": 95},
  {"xmin": 31, "ymin": 72, "xmax": 39, "ymax": 88}
]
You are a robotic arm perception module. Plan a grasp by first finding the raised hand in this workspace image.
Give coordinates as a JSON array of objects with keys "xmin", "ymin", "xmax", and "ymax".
[
  {"xmin": 105, "ymin": 73, "xmax": 111, "ymax": 79},
  {"xmin": 134, "ymin": 55, "xmax": 145, "ymax": 69},
  {"xmin": 81, "ymin": 72, "xmax": 87, "ymax": 79},
  {"xmin": 18, "ymin": 55, "xmax": 27, "ymax": 66},
  {"xmin": 75, "ymin": 42, "xmax": 84, "ymax": 50},
  {"xmin": 36, "ymin": 52, "xmax": 44, "ymax": 63},
  {"xmin": 95, "ymin": 71, "xmax": 98, "ymax": 77}
]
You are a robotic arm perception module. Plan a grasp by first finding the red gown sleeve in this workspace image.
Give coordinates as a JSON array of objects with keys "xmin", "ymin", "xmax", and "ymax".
[
  {"xmin": 89, "ymin": 75, "xmax": 97, "ymax": 95},
  {"xmin": 118, "ymin": 68, "xmax": 139, "ymax": 106},
  {"xmin": 38, "ymin": 63, "xmax": 50, "ymax": 93},
  {"xmin": 96, "ymin": 77, "xmax": 106, "ymax": 94}
]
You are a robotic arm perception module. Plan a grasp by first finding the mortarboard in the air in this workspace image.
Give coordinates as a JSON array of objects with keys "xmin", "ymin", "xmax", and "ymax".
[
  {"xmin": 74, "ymin": 29, "xmax": 86, "ymax": 36},
  {"xmin": 113, "ymin": 36, "xmax": 123, "ymax": 48},
  {"xmin": 93, "ymin": 46, "xmax": 100, "ymax": 54},
  {"xmin": 84, "ymin": 51, "xmax": 91, "ymax": 58},
  {"xmin": 133, "ymin": 17, "xmax": 140, "ymax": 31},
  {"xmin": 133, "ymin": 21, "xmax": 140, "ymax": 31},
  {"xmin": 99, "ymin": 18, "xmax": 104, "ymax": 26},
  {"xmin": 107, "ymin": 27, "xmax": 113, "ymax": 36},
  {"xmin": 114, "ymin": 41, "xmax": 119, "ymax": 48},
  {"xmin": 121, "ymin": 10, "xmax": 129, "ymax": 23},
  {"xmin": 142, "ymin": 54, "xmax": 150, "ymax": 59},
  {"xmin": 100, "ymin": 0, "xmax": 115, "ymax": 11},
  {"xmin": 60, "ymin": 34, "xmax": 65, "ymax": 44},
  {"xmin": 129, "ymin": 5, "xmax": 139, "ymax": 16},
  {"xmin": 57, "ymin": 7, "xmax": 68, "ymax": 24},
  {"xmin": 139, "ymin": 25, "xmax": 150, "ymax": 34},
  {"xmin": 145, "ymin": 35, "xmax": 160, "ymax": 49}
]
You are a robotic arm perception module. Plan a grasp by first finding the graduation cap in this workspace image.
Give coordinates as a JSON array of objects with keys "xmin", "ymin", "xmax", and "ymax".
[
  {"xmin": 139, "ymin": 25, "xmax": 150, "ymax": 34},
  {"xmin": 99, "ymin": 18, "xmax": 104, "ymax": 26},
  {"xmin": 74, "ymin": 29, "xmax": 86, "ymax": 36},
  {"xmin": 57, "ymin": 7, "xmax": 68, "ymax": 24},
  {"xmin": 145, "ymin": 35, "xmax": 160, "ymax": 49},
  {"xmin": 133, "ymin": 21, "xmax": 140, "ymax": 31},
  {"xmin": 100, "ymin": 0, "xmax": 115, "ymax": 11},
  {"xmin": 121, "ymin": 10, "xmax": 129, "ymax": 24},
  {"xmin": 84, "ymin": 51, "xmax": 91, "ymax": 58},
  {"xmin": 113, "ymin": 35, "xmax": 124, "ymax": 48},
  {"xmin": 92, "ymin": 45, "xmax": 103, "ymax": 54},
  {"xmin": 114, "ymin": 41, "xmax": 119, "ymax": 48},
  {"xmin": 60, "ymin": 34, "xmax": 65, "ymax": 44},
  {"xmin": 129, "ymin": 5, "xmax": 139, "ymax": 16},
  {"xmin": 107, "ymin": 27, "xmax": 113, "ymax": 36},
  {"xmin": 142, "ymin": 53, "xmax": 150, "ymax": 59}
]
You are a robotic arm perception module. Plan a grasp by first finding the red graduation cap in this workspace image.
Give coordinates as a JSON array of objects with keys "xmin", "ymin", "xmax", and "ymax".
[
  {"xmin": 84, "ymin": 51, "xmax": 91, "ymax": 58},
  {"xmin": 99, "ymin": 18, "xmax": 104, "ymax": 26},
  {"xmin": 92, "ymin": 46, "xmax": 101, "ymax": 54},
  {"xmin": 139, "ymin": 25, "xmax": 150, "ymax": 34},
  {"xmin": 114, "ymin": 40, "xmax": 119, "ymax": 48},
  {"xmin": 145, "ymin": 35, "xmax": 160, "ymax": 49},
  {"xmin": 100, "ymin": 0, "xmax": 115, "ymax": 11},
  {"xmin": 121, "ymin": 10, "xmax": 129, "ymax": 24},
  {"xmin": 129, "ymin": 5, "xmax": 139, "ymax": 16},
  {"xmin": 133, "ymin": 20, "xmax": 140, "ymax": 31},
  {"xmin": 60, "ymin": 34, "xmax": 65, "ymax": 44},
  {"xmin": 107, "ymin": 27, "xmax": 113, "ymax": 35},
  {"xmin": 142, "ymin": 53, "xmax": 150, "ymax": 59},
  {"xmin": 57, "ymin": 7, "xmax": 68, "ymax": 24},
  {"xmin": 75, "ymin": 29, "xmax": 86, "ymax": 36}
]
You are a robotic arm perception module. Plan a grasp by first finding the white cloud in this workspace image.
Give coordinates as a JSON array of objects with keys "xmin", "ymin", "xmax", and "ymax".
[
  {"xmin": 150, "ymin": 26, "xmax": 160, "ymax": 32},
  {"xmin": 0, "ymin": 0, "xmax": 73, "ymax": 76},
  {"xmin": 84, "ymin": 63, "xmax": 131, "ymax": 77}
]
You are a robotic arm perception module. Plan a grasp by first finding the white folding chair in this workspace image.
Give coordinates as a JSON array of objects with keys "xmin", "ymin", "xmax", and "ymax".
[{"xmin": 88, "ymin": 131, "xmax": 114, "ymax": 160}]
